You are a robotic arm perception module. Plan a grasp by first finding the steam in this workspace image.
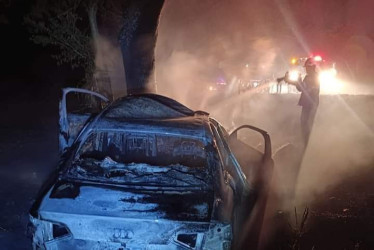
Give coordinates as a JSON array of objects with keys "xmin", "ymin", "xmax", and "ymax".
[
  {"xmin": 155, "ymin": 0, "xmax": 374, "ymax": 188},
  {"xmin": 155, "ymin": 51, "xmax": 211, "ymax": 109},
  {"xmin": 206, "ymin": 93, "xmax": 374, "ymax": 206},
  {"xmin": 295, "ymin": 95, "xmax": 374, "ymax": 202},
  {"xmin": 152, "ymin": 5, "xmax": 374, "ymax": 244},
  {"xmin": 95, "ymin": 35, "xmax": 127, "ymax": 99}
]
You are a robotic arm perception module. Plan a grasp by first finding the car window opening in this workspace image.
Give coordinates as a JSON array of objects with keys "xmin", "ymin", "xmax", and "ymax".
[
  {"xmin": 65, "ymin": 130, "xmax": 211, "ymax": 187},
  {"xmin": 78, "ymin": 131, "xmax": 207, "ymax": 168}
]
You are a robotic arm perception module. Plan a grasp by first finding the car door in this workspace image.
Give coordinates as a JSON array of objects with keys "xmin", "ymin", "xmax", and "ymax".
[
  {"xmin": 212, "ymin": 121, "xmax": 274, "ymax": 249},
  {"xmin": 226, "ymin": 124, "xmax": 274, "ymax": 249},
  {"xmin": 59, "ymin": 88, "xmax": 109, "ymax": 153},
  {"xmin": 209, "ymin": 122, "xmax": 248, "ymax": 248},
  {"xmin": 228, "ymin": 125, "xmax": 273, "ymax": 190}
]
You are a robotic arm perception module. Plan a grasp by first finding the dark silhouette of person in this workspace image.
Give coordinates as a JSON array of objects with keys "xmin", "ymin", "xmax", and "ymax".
[
  {"xmin": 286, "ymin": 58, "xmax": 320, "ymax": 145},
  {"xmin": 276, "ymin": 77, "xmax": 283, "ymax": 93}
]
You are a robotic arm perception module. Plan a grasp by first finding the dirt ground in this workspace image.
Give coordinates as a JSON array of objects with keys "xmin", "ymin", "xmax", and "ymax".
[{"xmin": 263, "ymin": 164, "xmax": 374, "ymax": 250}]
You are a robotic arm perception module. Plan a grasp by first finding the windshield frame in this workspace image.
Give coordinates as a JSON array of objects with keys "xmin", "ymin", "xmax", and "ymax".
[{"xmin": 63, "ymin": 128, "xmax": 214, "ymax": 189}]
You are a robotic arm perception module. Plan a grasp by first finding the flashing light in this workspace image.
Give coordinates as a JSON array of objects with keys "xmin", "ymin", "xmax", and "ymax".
[
  {"xmin": 319, "ymin": 68, "xmax": 342, "ymax": 94},
  {"xmin": 289, "ymin": 70, "xmax": 300, "ymax": 81},
  {"xmin": 291, "ymin": 58, "xmax": 297, "ymax": 65},
  {"xmin": 314, "ymin": 55, "xmax": 322, "ymax": 62},
  {"xmin": 319, "ymin": 68, "xmax": 337, "ymax": 83}
]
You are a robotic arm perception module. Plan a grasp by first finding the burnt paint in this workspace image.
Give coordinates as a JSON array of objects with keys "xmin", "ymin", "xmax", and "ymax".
[
  {"xmin": 120, "ymin": 190, "xmax": 214, "ymax": 222},
  {"xmin": 48, "ymin": 180, "xmax": 214, "ymax": 222}
]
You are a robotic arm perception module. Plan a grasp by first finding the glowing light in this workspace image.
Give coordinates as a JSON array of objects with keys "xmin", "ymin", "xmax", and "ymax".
[
  {"xmin": 291, "ymin": 58, "xmax": 297, "ymax": 65},
  {"xmin": 209, "ymin": 86, "xmax": 215, "ymax": 91},
  {"xmin": 319, "ymin": 68, "xmax": 343, "ymax": 94},
  {"xmin": 288, "ymin": 70, "xmax": 300, "ymax": 81},
  {"xmin": 314, "ymin": 55, "xmax": 322, "ymax": 61},
  {"xmin": 319, "ymin": 68, "xmax": 337, "ymax": 83}
]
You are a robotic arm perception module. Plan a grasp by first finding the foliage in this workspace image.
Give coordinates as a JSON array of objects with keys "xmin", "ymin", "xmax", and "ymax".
[{"xmin": 24, "ymin": 0, "xmax": 102, "ymax": 85}]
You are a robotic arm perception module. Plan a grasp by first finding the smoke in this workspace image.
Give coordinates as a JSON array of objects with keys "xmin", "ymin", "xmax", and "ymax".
[
  {"xmin": 155, "ymin": 1, "xmax": 285, "ymax": 109},
  {"xmin": 208, "ymin": 93, "xmax": 374, "ymax": 215},
  {"xmin": 154, "ymin": 0, "xmax": 374, "ymax": 224},
  {"xmin": 94, "ymin": 35, "xmax": 127, "ymax": 99},
  {"xmin": 295, "ymin": 95, "xmax": 374, "ymax": 202},
  {"xmin": 155, "ymin": 51, "xmax": 210, "ymax": 109},
  {"xmin": 201, "ymin": 92, "xmax": 374, "ymax": 248}
]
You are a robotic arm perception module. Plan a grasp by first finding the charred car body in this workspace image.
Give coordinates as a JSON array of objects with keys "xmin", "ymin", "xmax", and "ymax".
[{"xmin": 29, "ymin": 88, "xmax": 273, "ymax": 250}]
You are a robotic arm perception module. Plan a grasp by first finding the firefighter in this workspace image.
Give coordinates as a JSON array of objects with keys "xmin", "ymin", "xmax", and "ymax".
[{"xmin": 286, "ymin": 57, "xmax": 320, "ymax": 145}]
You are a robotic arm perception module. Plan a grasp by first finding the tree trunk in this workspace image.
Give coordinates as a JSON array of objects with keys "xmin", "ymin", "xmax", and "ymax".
[
  {"xmin": 119, "ymin": 0, "xmax": 165, "ymax": 95},
  {"xmin": 87, "ymin": 2, "xmax": 113, "ymax": 100}
]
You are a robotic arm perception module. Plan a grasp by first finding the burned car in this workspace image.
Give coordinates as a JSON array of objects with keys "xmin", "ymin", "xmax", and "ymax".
[{"xmin": 29, "ymin": 88, "xmax": 273, "ymax": 250}]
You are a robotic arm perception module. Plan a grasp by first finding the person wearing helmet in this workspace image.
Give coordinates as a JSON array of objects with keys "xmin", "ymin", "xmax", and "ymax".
[{"xmin": 286, "ymin": 57, "xmax": 320, "ymax": 145}]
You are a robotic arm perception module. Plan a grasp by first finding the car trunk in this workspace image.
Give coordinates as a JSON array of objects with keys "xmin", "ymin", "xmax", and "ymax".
[{"xmin": 38, "ymin": 183, "xmax": 216, "ymax": 248}]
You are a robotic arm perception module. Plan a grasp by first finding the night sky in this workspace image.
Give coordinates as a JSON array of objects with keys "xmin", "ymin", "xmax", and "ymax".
[
  {"xmin": 156, "ymin": 0, "xmax": 374, "ymax": 90},
  {"xmin": 1, "ymin": 0, "xmax": 55, "ymax": 86},
  {"xmin": 2, "ymin": 0, "xmax": 374, "ymax": 99}
]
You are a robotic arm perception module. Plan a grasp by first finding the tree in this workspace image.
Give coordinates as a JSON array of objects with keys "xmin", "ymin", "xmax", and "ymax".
[
  {"xmin": 25, "ymin": 0, "xmax": 128, "ymax": 98},
  {"xmin": 118, "ymin": 0, "xmax": 165, "ymax": 94},
  {"xmin": 26, "ymin": 0, "xmax": 166, "ymax": 95},
  {"xmin": 25, "ymin": 1, "xmax": 92, "ymax": 83}
]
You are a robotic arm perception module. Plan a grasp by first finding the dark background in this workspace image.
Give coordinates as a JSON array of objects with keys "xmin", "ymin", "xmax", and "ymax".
[{"xmin": 0, "ymin": 1, "xmax": 65, "ymax": 248}]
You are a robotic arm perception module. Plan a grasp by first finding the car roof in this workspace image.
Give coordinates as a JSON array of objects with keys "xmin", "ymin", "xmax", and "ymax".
[
  {"xmin": 87, "ymin": 94, "xmax": 213, "ymax": 141},
  {"xmin": 103, "ymin": 94, "xmax": 198, "ymax": 119}
]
